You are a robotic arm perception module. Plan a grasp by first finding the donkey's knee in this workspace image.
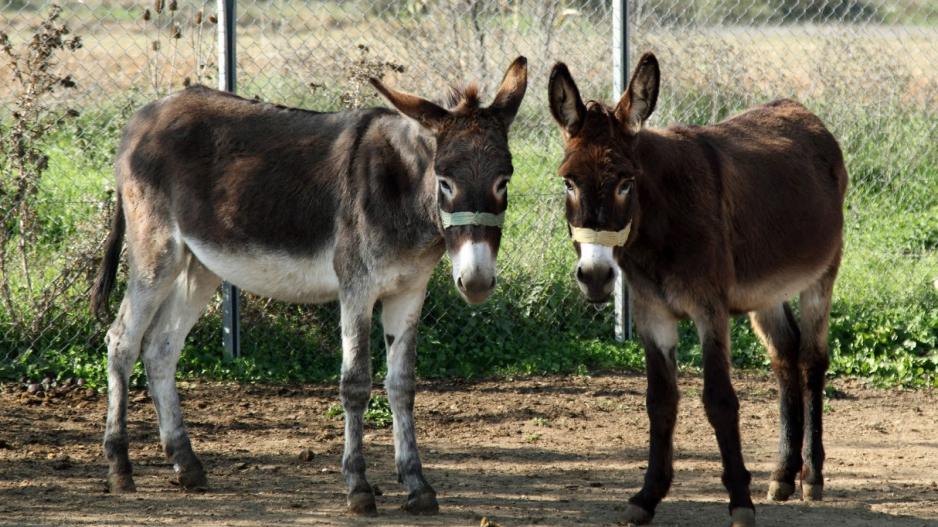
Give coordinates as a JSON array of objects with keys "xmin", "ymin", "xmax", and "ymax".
[
  {"xmin": 340, "ymin": 369, "xmax": 371, "ymax": 412},
  {"xmin": 800, "ymin": 349, "xmax": 829, "ymax": 392}
]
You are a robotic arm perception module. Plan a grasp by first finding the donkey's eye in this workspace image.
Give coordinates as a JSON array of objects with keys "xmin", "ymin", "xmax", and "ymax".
[
  {"xmin": 563, "ymin": 178, "xmax": 575, "ymax": 192},
  {"xmin": 438, "ymin": 179, "xmax": 453, "ymax": 196},
  {"xmin": 495, "ymin": 178, "xmax": 509, "ymax": 194},
  {"xmin": 617, "ymin": 180, "xmax": 632, "ymax": 197}
]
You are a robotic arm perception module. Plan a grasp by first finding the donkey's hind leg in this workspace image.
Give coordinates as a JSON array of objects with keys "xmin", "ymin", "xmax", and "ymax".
[
  {"xmin": 750, "ymin": 302, "xmax": 802, "ymax": 501},
  {"xmin": 104, "ymin": 237, "xmax": 183, "ymax": 493},
  {"xmin": 141, "ymin": 255, "xmax": 220, "ymax": 491},
  {"xmin": 798, "ymin": 257, "xmax": 840, "ymax": 501}
]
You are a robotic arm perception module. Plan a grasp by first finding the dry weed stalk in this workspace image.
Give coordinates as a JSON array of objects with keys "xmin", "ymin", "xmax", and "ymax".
[
  {"xmin": 340, "ymin": 44, "xmax": 404, "ymax": 109},
  {"xmin": 144, "ymin": 0, "xmax": 216, "ymax": 94},
  {"xmin": 0, "ymin": 4, "xmax": 86, "ymax": 334}
]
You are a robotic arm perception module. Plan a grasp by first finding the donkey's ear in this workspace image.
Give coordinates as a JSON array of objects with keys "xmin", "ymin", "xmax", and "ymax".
[
  {"xmin": 369, "ymin": 78, "xmax": 451, "ymax": 131},
  {"xmin": 488, "ymin": 56, "xmax": 528, "ymax": 128},
  {"xmin": 614, "ymin": 52, "xmax": 660, "ymax": 134},
  {"xmin": 548, "ymin": 62, "xmax": 586, "ymax": 137}
]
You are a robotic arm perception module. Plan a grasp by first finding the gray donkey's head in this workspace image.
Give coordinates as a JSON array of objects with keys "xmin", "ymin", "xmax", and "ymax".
[{"xmin": 371, "ymin": 57, "xmax": 528, "ymax": 304}]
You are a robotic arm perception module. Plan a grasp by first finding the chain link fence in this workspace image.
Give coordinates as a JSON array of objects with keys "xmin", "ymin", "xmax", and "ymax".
[{"xmin": 1, "ymin": 0, "xmax": 936, "ymax": 380}]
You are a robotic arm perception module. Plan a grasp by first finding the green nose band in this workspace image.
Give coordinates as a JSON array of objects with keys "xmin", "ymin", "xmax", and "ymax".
[{"xmin": 440, "ymin": 211, "xmax": 505, "ymax": 229}]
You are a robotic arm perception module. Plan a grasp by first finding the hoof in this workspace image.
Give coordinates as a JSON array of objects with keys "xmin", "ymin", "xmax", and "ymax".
[
  {"xmin": 623, "ymin": 503, "xmax": 653, "ymax": 525},
  {"xmin": 107, "ymin": 472, "xmax": 137, "ymax": 493},
  {"xmin": 730, "ymin": 507, "xmax": 756, "ymax": 527},
  {"xmin": 802, "ymin": 483, "xmax": 823, "ymax": 501},
  {"xmin": 767, "ymin": 480, "xmax": 796, "ymax": 501},
  {"xmin": 347, "ymin": 490, "xmax": 377, "ymax": 515},
  {"xmin": 403, "ymin": 487, "xmax": 439, "ymax": 515},
  {"xmin": 176, "ymin": 467, "xmax": 208, "ymax": 491}
]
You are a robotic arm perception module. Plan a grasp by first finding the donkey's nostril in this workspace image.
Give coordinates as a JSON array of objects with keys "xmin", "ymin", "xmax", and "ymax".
[
  {"xmin": 606, "ymin": 266, "xmax": 615, "ymax": 282},
  {"xmin": 457, "ymin": 276, "xmax": 465, "ymax": 290},
  {"xmin": 576, "ymin": 266, "xmax": 585, "ymax": 282},
  {"xmin": 489, "ymin": 276, "xmax": 496, "ymax": 289}
]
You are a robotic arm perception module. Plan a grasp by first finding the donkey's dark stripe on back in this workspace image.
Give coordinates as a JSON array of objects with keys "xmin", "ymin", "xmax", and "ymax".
[
  {"xmin": 90, "ymin": 57, "xmax": 528, "ymax": 514},
  {"xmin": 548, "ymin": 53, "xmax": 845, "ymax": 527}
]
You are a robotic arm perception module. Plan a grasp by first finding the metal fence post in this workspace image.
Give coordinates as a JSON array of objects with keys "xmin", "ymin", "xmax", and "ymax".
[
  {"xmin": 612, "ymin": 0, "xmax": 633, "ymax": 342},
  {"xmin": 218, "ymin": 0, "xmax": 240, "ymax": 360}
]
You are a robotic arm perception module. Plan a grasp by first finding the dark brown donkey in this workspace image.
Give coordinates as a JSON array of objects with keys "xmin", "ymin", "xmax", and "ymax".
[
  {"xmin": 547, "ymin": 53, "xmax": 846, "ymax": 526},
  {"xmin": 89, "ymin": 57, "xmax": 527, "ymax": 515}
]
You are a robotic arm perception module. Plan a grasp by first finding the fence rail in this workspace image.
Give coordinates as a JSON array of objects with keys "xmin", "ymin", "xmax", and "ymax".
[{"xmin": 1, "ymin": 0, "xmax": 936, "ymax": 382}]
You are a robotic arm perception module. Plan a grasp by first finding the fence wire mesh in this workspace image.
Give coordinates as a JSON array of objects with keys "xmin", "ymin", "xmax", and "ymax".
[{"xmin": 1, "ymin": 1, "xmax": 936, "ymax": 380}]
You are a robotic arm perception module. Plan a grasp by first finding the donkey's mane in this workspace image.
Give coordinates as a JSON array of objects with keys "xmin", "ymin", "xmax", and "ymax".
[
  {"xmin": 442, "ymin": 83, "xmax": 481, "ymax": 111},
  {"xmin": 585, "ymin": 100, "xmax": 611, "ymax": 114}
]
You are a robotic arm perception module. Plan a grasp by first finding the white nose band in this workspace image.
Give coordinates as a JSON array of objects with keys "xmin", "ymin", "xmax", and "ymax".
[{"xmin": 570, "ymin": 223, "xmax": 631, "ymax": 247}]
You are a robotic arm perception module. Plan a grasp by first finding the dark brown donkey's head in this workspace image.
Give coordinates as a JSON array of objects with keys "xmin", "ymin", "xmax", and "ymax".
[
  {"xmin": 370, "ymin": 58, "xmax": 528, "ymax": 304},
  {"xmin": 547, "ymin": 53, "xmax": 660, "ymax": 303}
]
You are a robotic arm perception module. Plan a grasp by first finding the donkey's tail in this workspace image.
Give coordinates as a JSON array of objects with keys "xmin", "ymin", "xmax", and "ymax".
[{"xmin": 91, "ymin": 191, "xmax": 125, "ymax": 321}]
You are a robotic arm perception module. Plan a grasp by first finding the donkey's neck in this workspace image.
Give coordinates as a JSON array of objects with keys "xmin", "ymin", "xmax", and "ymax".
[
  {"xmin": 624, "ymin": 128, "xmax": 698, "ymax": 254},
  {"xmin": 380, "ymin": 114, "xmax": 441, "ymax": 229}
]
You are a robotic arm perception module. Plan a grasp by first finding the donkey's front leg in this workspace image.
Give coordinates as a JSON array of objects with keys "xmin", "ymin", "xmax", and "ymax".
[
  {"xmin": 625, "ymin": 302, "xmax": 679, "ymax": 525},
  {"xmin": 696, "ymin": 309, "xmax": 755, "ymax": 527},
  {"xmin": 339, "ymin": 293, "xmax": 378, "ymax": 515},
  {"xmin": 381, "ymin": 286, "xmax": 438, "ymax": 514}
]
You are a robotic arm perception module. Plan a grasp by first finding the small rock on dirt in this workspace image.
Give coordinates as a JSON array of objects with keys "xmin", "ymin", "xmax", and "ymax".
[
  {"xmin": 26, "ymin": 383, "xmax": 42, "ymax": 395},
  {"xmin": 297, "ymin": 448, "xmax": 315, "ymax": 462},
  {"xmin": 51, "ymin": 454, "xmax": 71, "ymax": 470},
  {"xmin": 235, "ymin": 462, "xmax": 249, "ymax": 470},
  {"xmin": 480, "ymin": 518, "xmax": 503, "ymax": 527}
]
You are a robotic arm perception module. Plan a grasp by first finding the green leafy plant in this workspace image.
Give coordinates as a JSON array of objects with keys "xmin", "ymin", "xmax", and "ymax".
[{"xmin": 323, "ymin": 394, "xmax": 393, "ymax": 429}]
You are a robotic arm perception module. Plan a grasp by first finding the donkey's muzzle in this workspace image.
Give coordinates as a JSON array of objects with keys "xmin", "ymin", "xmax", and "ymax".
[
  {"xmin": 575, "ymin": 242, "xmax": 616, "ymax": 303},
  {"xmin": 576, "ymin": 263, "xmax": 615, "ymax": 303},
  {"xmin": 457, "ymin": 273, "xmax": 496, "ymax": 304},
  {"xmin": 451, "ymin": 241, "xmax": 497, "ymax": 305}
]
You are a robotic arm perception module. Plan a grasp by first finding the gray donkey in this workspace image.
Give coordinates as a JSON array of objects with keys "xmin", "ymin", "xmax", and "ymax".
[{"xmin": 90, "ymin": 57, "xmax": 528, "ymax": 515}]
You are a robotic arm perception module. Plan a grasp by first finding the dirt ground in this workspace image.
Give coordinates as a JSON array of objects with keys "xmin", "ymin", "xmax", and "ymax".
[{"xmin": 1, "ymin": 373, "xmax": 937, "ymax": 527}]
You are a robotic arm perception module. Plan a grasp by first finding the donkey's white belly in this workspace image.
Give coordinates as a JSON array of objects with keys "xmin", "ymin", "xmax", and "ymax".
[
  {"xmin": 185, "ymin": 238, "xmax": 340, "ymax": 304},
  {"xmin": 728, "ymin": 267, "xmax": 824, "ymax": 313}
]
